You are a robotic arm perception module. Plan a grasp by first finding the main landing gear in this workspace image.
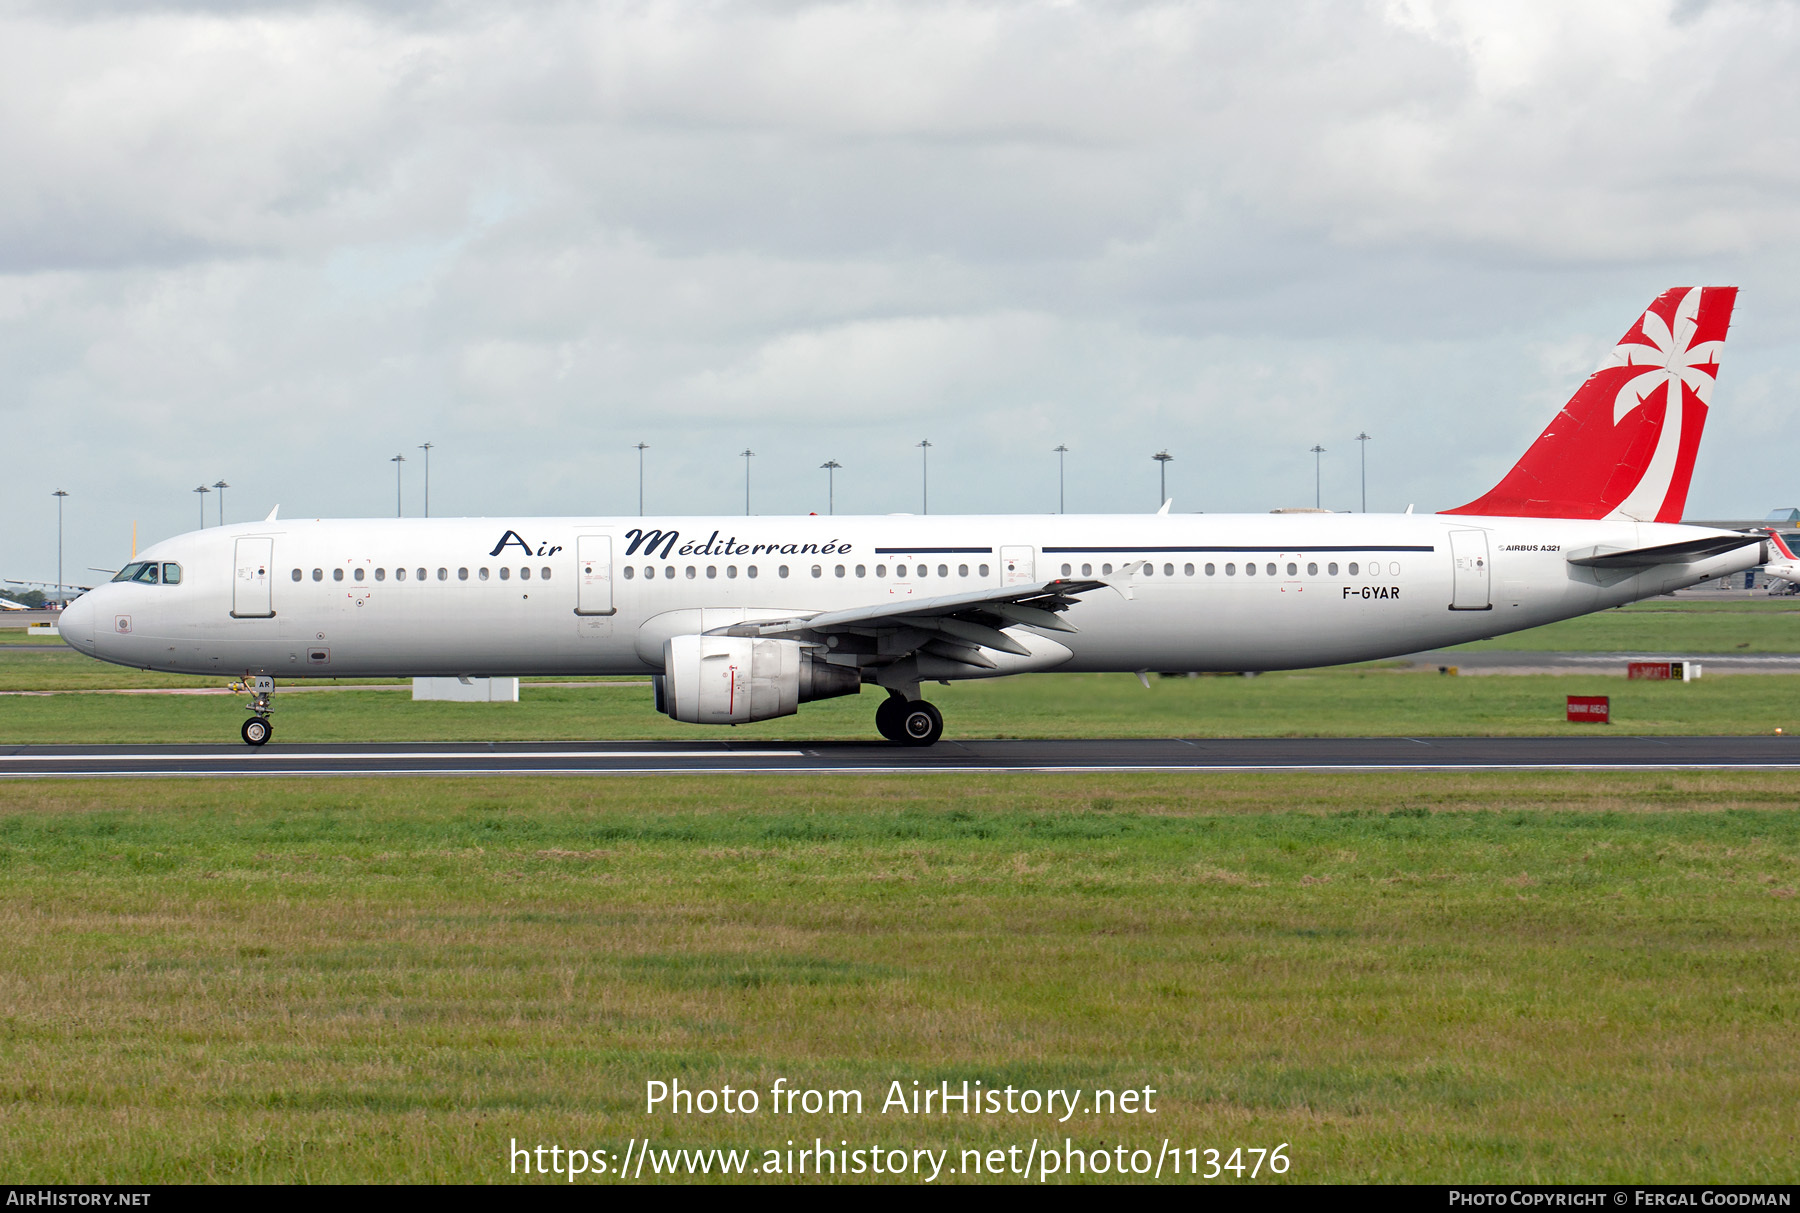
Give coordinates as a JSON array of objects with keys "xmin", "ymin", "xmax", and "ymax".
[
  {"xmin": 233, "ymin": 674, "xmax": 275, "ymax": 747},
  {"xmin": 875, "ymin": 692, "xmax": 943, "ymax": 747}
]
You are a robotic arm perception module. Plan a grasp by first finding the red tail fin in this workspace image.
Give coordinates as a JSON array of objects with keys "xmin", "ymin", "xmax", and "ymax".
[
  {"xmin": 1444, "ymin": 287, "xmax": 1737, "ymax": 521},
  {"xmin": 1768, "ymin": 529, "xmax": 1798, "ymax": 562}
]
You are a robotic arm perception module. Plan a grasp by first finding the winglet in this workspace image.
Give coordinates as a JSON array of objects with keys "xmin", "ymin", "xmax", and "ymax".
[{"xmin": 264, "ymin": 505, "xmax": 279, "ymax": 522}]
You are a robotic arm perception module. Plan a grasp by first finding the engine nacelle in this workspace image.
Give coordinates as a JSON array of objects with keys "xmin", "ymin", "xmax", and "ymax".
[{"xmin": 654, "ymin": 634, "xmax": 861, "ymax": 724}]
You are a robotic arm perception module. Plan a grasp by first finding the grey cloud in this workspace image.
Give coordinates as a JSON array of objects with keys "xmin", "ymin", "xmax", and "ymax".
[{"xmin": 4, "ymin": 1, "xmax": 1800, "ymax": 584}]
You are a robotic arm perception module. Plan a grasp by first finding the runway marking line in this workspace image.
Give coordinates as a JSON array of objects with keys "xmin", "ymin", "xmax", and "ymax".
[{"xmin": 0, "ymin": 750, "xmax": 806, "ymax": 762}]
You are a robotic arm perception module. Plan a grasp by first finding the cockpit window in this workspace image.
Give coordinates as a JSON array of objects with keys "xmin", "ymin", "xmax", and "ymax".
[{"xmin": 111, "ymin": 561, "xmax": 178, "ymax": 585}]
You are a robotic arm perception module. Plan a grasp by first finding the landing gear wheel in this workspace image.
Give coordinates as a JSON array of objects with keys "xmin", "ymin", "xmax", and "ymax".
[
  {"xmin": 897, "ymin": 700, "xmax": 943, "ymax": 747},
  {"xmin": 242, "ymin": 717, "xmax": 272, "ymax": 747},
  {"xmin": 875, "ymin": 697, "xmax": 909, "ymax": 742}
]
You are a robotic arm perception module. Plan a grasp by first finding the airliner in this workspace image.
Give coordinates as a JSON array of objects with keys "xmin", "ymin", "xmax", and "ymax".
[{"xmin": 60, "ymin": 287, "xmax": 1768, "ymax": 746}]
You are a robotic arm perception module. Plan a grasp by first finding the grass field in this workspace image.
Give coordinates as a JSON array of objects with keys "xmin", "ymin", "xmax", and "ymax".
[
  {"xmin": 1451, "ymin": 599, "xmax": 1800, "ymax": 653},
  {"xmin": 1, "ymin": 669, "xmax": 1797, "ymax": 744},
  {"xmin": 1, "ymin": 773, "xmax": 1796, "ymax": 1183}
]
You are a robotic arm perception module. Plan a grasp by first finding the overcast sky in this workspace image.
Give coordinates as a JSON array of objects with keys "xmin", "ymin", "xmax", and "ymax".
[{"xmin": 5, "ymin": 0, "xmax": 1800, "ymax": 586}]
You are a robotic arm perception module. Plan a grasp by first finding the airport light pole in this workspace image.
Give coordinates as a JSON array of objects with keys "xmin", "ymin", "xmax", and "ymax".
[
  {"xmin": 52, "ymin": 489, "xmax": 67, "ymax": 609},
  {"xmin": 418, "ymin": 443, "xmax": 433, "ymax": 517},
  {"xmin": 917, "ymin": 440, "xmax": 931, "ymax": 514},
  {"xmin": 213, "ymin": 480, "xmax": 229, "ymax": 526},
  {"xmin": 1152, "ymin": 450, "xmax": 1172, "ymax": 510},
  {"xmin": 390, "ymin": 454, "xmax": 405, "ymax": 518},
  {"xmin": 193, "ymin": 484, "xmax": 209, "ymax": 528},
  {"xmin": 1311, "ymin": 445, "xmax": 1326, "ymax": 509},
  {"xmin": 820, "ymin": 460, "xmax": 842, "ymax": 515},
  {"xmin": 741, "ymin": 448, "xmax": 754, "ymax": 515},
  {"xmin": 635, "ymin": 442, "xmax": 648, "ymax": 516},
  {"xmin": 1054, "ymin": 444, "xmax": 1069, "ymax": 513},
  {"xmin": 1355, "ymin": 431, "xmax": 1371, "ymax": 513}
]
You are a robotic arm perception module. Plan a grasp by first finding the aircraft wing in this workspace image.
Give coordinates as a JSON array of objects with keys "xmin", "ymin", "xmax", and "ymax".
[{"xmin": 707, "ymin": 570, "xmax": 1138, "ymax": 672}]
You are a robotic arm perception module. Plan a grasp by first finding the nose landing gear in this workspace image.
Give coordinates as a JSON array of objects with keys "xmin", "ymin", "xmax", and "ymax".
[
  {"xmin": 231, "ymin": 674, "xmax": 275, "ymax": 746},
  {"xmin": 874, "ymin": 692, "xmax": 943, "ymax": 747}
]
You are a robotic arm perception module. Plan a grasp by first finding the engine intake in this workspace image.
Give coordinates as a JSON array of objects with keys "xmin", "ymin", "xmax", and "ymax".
[{"xmin": 654, "ymin": 634, "xmax": 861, "ymax": 724}]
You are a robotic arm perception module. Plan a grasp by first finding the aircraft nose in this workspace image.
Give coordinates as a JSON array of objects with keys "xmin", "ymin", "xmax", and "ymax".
[{"xmin": 58, "ymin": 593, "xmax": 96, "ymax": 654}]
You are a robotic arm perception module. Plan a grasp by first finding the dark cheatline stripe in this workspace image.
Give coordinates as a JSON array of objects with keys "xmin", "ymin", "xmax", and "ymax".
[
  {"xmin": 1042, "ymin": 545, "xmax": 1436, "ymax": 554},
  {"xmin": 873, "ymin": 547, "xmax": 996, "ymax": 554}
]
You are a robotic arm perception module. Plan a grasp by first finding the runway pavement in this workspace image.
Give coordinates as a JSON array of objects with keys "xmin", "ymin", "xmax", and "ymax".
[{"xmin": 2, "ymin": 735, "xmax": 1796, "ymax": 777}]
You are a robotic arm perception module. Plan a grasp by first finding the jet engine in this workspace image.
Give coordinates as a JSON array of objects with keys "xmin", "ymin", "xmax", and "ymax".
[{"xmin": 654, "ymin": 634, "xmax": 861, "ymax": 724}]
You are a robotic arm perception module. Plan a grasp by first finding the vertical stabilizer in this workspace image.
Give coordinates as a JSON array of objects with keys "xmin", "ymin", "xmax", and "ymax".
[{"xmin": 1444, "ymin": 287, "xmax": 1737, "ymax": 521}]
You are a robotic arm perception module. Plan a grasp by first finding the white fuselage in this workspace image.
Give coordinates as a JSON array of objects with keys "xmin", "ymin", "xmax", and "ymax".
[{"xmin": 59, "ymin": 512, "xmax": 1761, "ymax": 680}]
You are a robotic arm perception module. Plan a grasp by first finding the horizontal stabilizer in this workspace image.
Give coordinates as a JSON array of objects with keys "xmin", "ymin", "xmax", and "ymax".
[{"xmin": 1565, "ymin": 533, "xmax": 1762, "ymax": 569}]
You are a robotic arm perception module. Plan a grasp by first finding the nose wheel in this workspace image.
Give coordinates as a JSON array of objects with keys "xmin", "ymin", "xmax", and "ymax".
[
  {"xmin": 234, "ymin": 674, "xmax": 275, "ymax": 746},
  {"xmin": 875, "ymin": 695, "xmax": 943, "ymax": 746}
]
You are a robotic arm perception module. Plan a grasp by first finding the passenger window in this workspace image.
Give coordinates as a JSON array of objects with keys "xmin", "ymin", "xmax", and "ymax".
[
  {"xmin": 779, "ymin": 565, "xmax": 790, "ymax": 578},
  {"xmin": 748, "ymin": 565, "xmax": 759, "ymax": 579},
  {"xmin": 979, "ymin": 564, "xmax": 990, "ymax": 577},
  {"xmin": 334, "ymin": 569, "xmax": 344, "ymax": 582},
  {"xmin": 623, "ymin": 566, "xmax": 635, "ymax": 580},
  {"xmin": 521, "ymin": 567, "xmax": 532, "ymax": 580},
  {"xmin": 479, "ymin": 568, "xmax": 489, "ymax": 580},
  {"xmin": 682, "ymin": 567, "xmax": 692, "ymax": 580},
  {"xmin": 500, "ymin": 567, "xmax": 510, "ymax": 580},
  {"xmin": 726, "ymin": 566, "xmax": 738, "ymax": 579},
  {"xmin": 1204, "ymin": 563, "xmax": 1215, "ymax": 576},
  {"xmin": 707, "ymin": 566, "xmax": 717, "ymax": 579},
  {"xmin": 354, "ymin": 568, "xmax": 365, "ymax": 582},
  {"xmin": 1102, "ymin": 563, "xmax": 1113, "ymax": 575},
  {"xmin": 1390, "ymin": 562, "xmax": 1401, "ymax": 575},
  {"xmin": 291, "ymin": 569, "xmax": 302, "ymax": 582},
  {"xmin": 876, "ymin": 564, "xmax": 887, "ymax": 578},
  {"xmin": 1143, "ymin": 564, "xmax": 1153, "ymax": 578},
  {"xmin": 438, "ymin": 568, "xmax": 448, "ymax": 581},
  {"xmin": 811, "ymin": 565, "xmax": 822, "ymax": 578},
  {"xmin": 377, "ymin": 568, "xmax": 388, "ymax": 582},
  {"xmin": 896, "ymin": 564, "xmax": 907, "ymax": 578},
  {"xmin": 937, "ymin": 564, "xmax": 948, "ymax": 578},
  {"xmin": 313, "ymin": 568, "xmax": 323, "ymax": 582},
  {"xmin": 1226, "ymin": 563, "xmax": 1236, "ymax": 575},
  {"xmin": 1246, "ymin": 562, "xmax": 1256, "ymax": 576},
  {"xmin": 958, "ymin": 564, "xmax": 968, "ymax": 577},
  {"xmin": 856, "ymin": 565, "xmax": 866, "ymax": 577},
  {"xmin": 835, "ymin": 565, "xmax": 845, "ymax": 578},
  {"xmin": 1164, "ymin": 563, "xmax": 1174, "ymax": 577},
  {"xmin": 643, "ymin": 566, "xmax": 654, "ymax": 579},
  {"xmin": 1081, "ymin": 563, "xmax": 1092, "ymax": 577},
  {"xmin": 1307, "ymin": 562, "xmax": 1317, "ymax": 576},
  {"xmin": 1369, "ymin": 563, "xmax": 1380, "ymax": 578},
  {"xmin": 1266, "ymin": 563, "xmax": 1277, "ymax": 576},
  {"xmin": 1287, "ymin": 563, "xmax": 1297, "ymax": 576},
  {"xmin": 1184, "ymin": 563, "xmax": 1194, "ymax": 576},
  {"xmin": 459, "ymin": 567, "xmax": 469, "ymax": 580},
  {"xmin": 664, "ymin": 566, "xmax": 674, "ymax": 579},
  {"xmin": 1328, "ymin": 562, "xmax": 1338, "ymax": 575},
  {"xmin": 417, "ymin": 568, "xmax": 426, "ymax": 581},
  {"xmin": 1061, "ymin": 563, "xmax": 1072, "ymax": 577},
  {"xmin": 1348, "ymin": 562, "xmax": 1358, "ymax": 575}
]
